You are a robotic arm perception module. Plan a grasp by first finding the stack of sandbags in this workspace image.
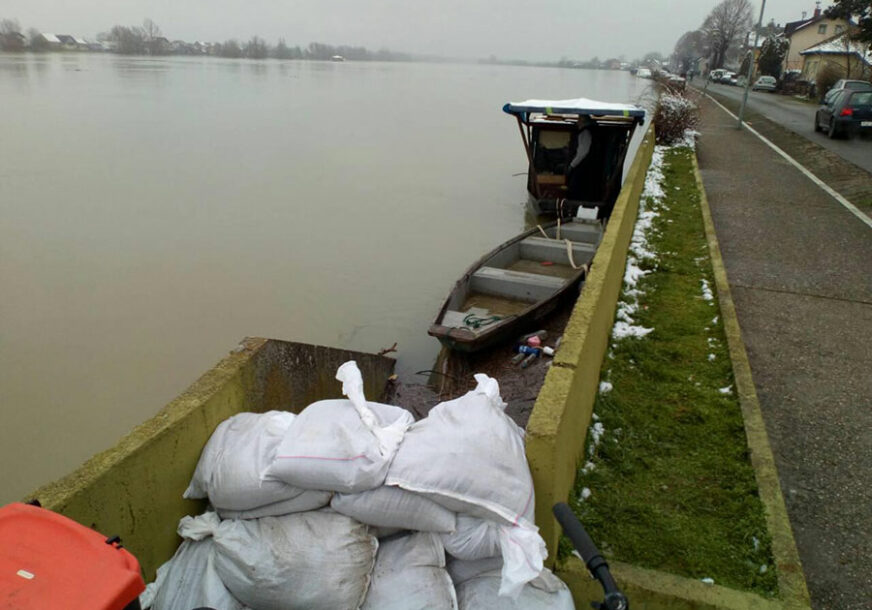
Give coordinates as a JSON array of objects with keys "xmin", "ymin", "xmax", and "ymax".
[
  {"xmin": 386, "ymin": 374, "xmax": 547, "ymax": 598},
  {"xmin": 144, "ymin": 362, "xmax": 574, "ymax": 609}
]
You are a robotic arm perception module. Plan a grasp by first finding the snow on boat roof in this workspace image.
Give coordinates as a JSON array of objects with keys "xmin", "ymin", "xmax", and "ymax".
[{"xmin": 503, "ymin": 97, "xmax": 646, "ymax": 120}]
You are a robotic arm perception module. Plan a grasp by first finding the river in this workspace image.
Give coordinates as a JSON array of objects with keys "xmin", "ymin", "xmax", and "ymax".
[{"xmin": 0, "ymin": 52, "xmax": 653, "ymax": 503}]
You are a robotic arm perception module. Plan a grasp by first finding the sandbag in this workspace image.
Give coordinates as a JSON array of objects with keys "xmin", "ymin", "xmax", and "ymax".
[
  {"xmin": 448, "ymin": 557, "xmax": 567, "ymax": 593},
  {"xmin": 385, "ymin": 375, "xmax": 534, "ymax": 527},
  {"xmin": 332, "ymin": 486, "xmax": 457, "ymax": 533},
  {"xmin": 264, "ymin": 361, "xmax": 414, "ymax": 493},
  {"xmin": 216, "ymin": 489, "xmax": 332, "ymax": 520},
  {"xmin": 184, "ymin": 410, "xmax": 325, "ymax": 516},
  {"xmin": 141, "ymin": 512, "xmax": 243, "ymax": 610},
  {"xmin": 212, "ymin": 508, "xmax": 377, "ymax": 610},
  {"xmin": 455, "ymin": 568, "xmax": 575, "ymax": 610},
  {"xmin": 440, "ymin": 516, "xmax": 500, "ymax": 560},
  {"xmin": 362, "ymin": 532, "xmax": 457, "ymax": 610},
  {"xmin": 385, "ymin": 374, "xmax": 546, "ymax": 597}
]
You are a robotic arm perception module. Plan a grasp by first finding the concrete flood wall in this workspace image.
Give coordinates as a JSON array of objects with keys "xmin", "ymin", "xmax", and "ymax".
[
  {"xmin": 525, "ymin": 127, "xmax": 810, "ymax": 609},
  {"xmin": 26, "ymin": 337, "xmax": 395, "ymax": 579}
]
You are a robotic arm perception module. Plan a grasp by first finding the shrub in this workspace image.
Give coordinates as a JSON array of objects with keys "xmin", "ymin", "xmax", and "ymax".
[
  {"xmin": 815, "ymin": 63, "xmax": 843, "ymax": 99},
  {"xmin": 653, "ymin": 93, "xmax": 700, "ymax": 145}
]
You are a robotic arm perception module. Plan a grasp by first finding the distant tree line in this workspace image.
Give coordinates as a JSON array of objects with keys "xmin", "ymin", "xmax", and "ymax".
[{"xmin": 0, "ymin": 16, "xmax": 413, "ymax": 62}]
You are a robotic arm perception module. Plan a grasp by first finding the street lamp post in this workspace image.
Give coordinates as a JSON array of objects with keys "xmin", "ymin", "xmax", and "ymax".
[{"xmin": 737, "ymin": 0, "xmax": 767, "ymax": 130}]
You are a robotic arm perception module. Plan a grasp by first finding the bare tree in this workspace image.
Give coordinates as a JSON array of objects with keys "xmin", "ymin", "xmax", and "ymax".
[
  {"xmin": 243, "ymin": 36, "xmax": 268, "ymax": 59},
  {"xmin": 142, "ymin": 18, "xmax": 165, "ymax": 55},
  {"xmin": 701, "ymin": 0, "xmax": 753, "ymax": 69},
  {"xmin": 673, "ymin": 30, "xmax": 706, "ymax": 74},
  {"xmin": 27, "ymin": 27, "xmax": 48, "ymax": 51},
  {"xmin": 0, "ymin": 18, "xmax": 24, "ymax": 51}
]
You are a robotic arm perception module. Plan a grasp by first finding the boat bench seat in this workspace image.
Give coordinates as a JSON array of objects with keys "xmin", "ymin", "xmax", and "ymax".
[
  {"xmin": 543, "ymin": 221, "xmax": 602, "ymax": 245},
  {"xmin": 471, "ymin": 266, "xmax": 566, "ymax": 303},
  {"xmin": 520, "ymin": 236, "xmax": 597, "ymax": 266}
]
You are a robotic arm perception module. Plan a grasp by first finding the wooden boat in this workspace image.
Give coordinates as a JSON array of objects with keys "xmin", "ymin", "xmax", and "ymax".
[
  {"xmin": 503, "ymin": 98, "xmax": 646, "ymax": 217},
  {"xmin": 428, "ymin": 215, "xmax": 603, "ymax": 352}
]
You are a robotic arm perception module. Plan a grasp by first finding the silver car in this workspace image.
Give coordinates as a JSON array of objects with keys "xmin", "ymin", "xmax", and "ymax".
[{"xmin": 752, "ymin": 76, "xmax": 777, "ymax": 92}]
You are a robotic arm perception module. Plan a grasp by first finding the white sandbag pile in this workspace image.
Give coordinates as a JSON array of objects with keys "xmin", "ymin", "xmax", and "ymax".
[{"xmin": 142, "ymin": 361, "xmax": 575, "ymax": 609}]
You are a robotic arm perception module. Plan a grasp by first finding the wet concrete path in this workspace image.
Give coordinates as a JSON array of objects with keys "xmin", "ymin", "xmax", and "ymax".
[{"xmin": 696, "ymin": 94, "xmax": 872, "ymax": 610}]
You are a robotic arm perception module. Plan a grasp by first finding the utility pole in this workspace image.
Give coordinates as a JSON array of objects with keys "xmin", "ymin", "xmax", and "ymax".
[{"xmin": 737, "ymin": 0, "xmax": 767, "ymax": 130}]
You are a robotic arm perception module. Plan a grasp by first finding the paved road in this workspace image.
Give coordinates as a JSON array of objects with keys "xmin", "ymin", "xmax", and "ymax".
[
  {"xmin": 702, "ymin": 82, "xmax": 872, "ymax": 174},
  {"xmin": 697, "ymin": 95, "xmax": 872, "ymax": 610}
]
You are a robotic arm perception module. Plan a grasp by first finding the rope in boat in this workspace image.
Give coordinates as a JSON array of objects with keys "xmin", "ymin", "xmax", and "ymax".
[
  {"xmin": 463, "ymin": 313, "xmax": 502, "ymax": 329},
  {"xmin": 565, "ymin": 239, "xmax": 582, "ymax": 270}
]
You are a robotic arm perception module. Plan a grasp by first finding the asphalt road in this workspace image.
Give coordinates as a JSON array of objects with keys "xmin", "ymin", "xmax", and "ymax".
[{"xmin": 702, "ymin": 82, "xmax": 872, "ymax": 174}]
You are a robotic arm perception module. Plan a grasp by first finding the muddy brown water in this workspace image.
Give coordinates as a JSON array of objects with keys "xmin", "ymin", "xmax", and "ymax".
[{"xmin": 0, "ymin": 53, "xmax": 651, "ymax": 503}]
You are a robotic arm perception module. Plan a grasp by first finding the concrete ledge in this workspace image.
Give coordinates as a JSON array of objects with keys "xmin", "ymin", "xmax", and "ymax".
[
  {"xmin": 27, "ymin": 338, "xmax": 395, "ymax": 579},
  {"xmin": 694, "ymin": 156, "xmax": 811, "ymax": 609}
]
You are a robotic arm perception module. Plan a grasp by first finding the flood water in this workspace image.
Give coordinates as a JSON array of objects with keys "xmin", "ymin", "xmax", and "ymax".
[{"xmin": 0, "ymin": 53, "xmax": 653, "ymax": 503}]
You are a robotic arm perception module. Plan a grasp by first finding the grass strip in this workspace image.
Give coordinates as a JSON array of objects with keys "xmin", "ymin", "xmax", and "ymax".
[{"xmin": 565, "ymin": 145, "xmax": 778, "ymax": 597}]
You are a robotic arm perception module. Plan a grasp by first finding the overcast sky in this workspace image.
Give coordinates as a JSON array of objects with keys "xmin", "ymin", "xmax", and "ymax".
[{"xmin": 4, "ymin": 0, "xmax": 825, "ymax": 61}]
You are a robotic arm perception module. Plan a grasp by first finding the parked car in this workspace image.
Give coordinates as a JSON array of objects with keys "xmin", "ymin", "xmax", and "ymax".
[
  {"xmin": 814, "ymin": 89, "xmax": 872, "ymax": 139},
  {"xmin": 709, "ymin": 69, "xmax": 726, "ymax": 82},
  {"xmin": 752, "ymin": 76, "xmax": 777, "ymax": 92},
  {"xmin": 727, "ymin": 72, "xmax": 738, "ymax": 86},
  {"xmin": 821, "ymin": 79, "xmax": 872, "ymax": 104}
]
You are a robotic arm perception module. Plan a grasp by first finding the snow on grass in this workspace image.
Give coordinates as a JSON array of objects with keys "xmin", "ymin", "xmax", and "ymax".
[
  {"xmin": 599, "ymin": 381, "xmax": 613, "ymax": 394},
  {"xmin": 587, "ymin": 421, "xmax": 606, "ymax": 456},
  {"xmin": 701, "ymin": 278, "xmax": 714, "ymax": 302},
  {"xmin": 579, "ymin": 487, "xmax": 592, "ymax": 502},
  {"xmin": 708, "ymin": 353, "xmax": 717, "ymax": 362},
  {"xmin": 719, "ymin": 385, "xmax": 733, "ymax": 395},
  {"xmin": 701, "ymin": 577, "xmax": 715, "ymax": 585}
]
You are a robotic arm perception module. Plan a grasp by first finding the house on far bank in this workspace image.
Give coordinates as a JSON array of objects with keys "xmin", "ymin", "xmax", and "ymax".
[
  {"xmin": 782, "ymin": 6, "xmax": 851, "ymax": 73},
  {"xmin": 55, "ymin": 35, "xmax": 81, "ymax": 50},
  {"xmin": 38, "ymin": 33, "xmax": 61, "ymax": 49},
  {"xmin": 800, "ymin": 33, "xmax": 872, "ymax": 84}
]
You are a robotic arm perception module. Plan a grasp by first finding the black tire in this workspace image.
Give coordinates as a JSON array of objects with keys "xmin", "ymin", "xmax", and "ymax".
[
  {"xmin": 813, "ymin": 114, "xmax": 821, "ymax": 132},
  {"xmin": 828, "ymin": 119, "xmax": 839, "ymax": 139}
]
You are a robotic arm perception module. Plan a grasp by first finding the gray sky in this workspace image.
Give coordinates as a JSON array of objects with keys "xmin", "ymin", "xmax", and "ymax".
[{"xmin": 4, "ymin": 0, "xmax": 823, "ymax": 61}]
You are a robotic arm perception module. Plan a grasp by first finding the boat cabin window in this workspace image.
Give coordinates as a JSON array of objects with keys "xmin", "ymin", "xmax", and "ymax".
[{"xmin": 532, "ymin": 129, "xmax": 572, "ymax": 175}]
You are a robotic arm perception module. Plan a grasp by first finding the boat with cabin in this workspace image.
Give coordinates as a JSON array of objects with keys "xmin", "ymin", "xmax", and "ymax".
[{"xmin": 503, "ymin": 98, "xmax": 645, "ymax": 217}]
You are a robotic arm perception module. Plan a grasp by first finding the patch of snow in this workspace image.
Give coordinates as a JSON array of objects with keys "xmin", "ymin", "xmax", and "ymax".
[
  {"xmin": 582, "ymin": 461, "xmax": 596, "ymax": 474},
  {"xmin": 612, "ymin": 321, "xmax": 654, "ymax": 339},
  {"xmin": 579, "ymin": 487, "xmax": 592, "ymax": 502},
  {"xmin": 759, "ymin": 564, "xmax": 768, "ymax": 574},
  {"xmin": 701, "ymin": 279, "xmax": 714, "ymax": 301},
  {"xmin": 752, "ymin": 536, "xmax": 760, "ymax": 551},
  {"xmin": 712, "ymin": 315, "xmax": 719, "ymax": 325},
  {"xmin": 701, "ymin": 577, "xmax": 715, "ymax": 585},
  {"xmin": 708, "ymin": 353, "xmax": 716, "ymax": 362},
  {"xmin": 719, "ymin": 385, "xmax": 733, "ymax": 395},
  {"xmin": 599, "ymin": 381, "xmax": 613, "ymax": 394}
]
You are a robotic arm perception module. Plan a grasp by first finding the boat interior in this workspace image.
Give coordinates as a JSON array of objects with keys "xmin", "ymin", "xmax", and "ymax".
[{"xmin": 439, "ymin": 220, "xmax": 602, "ymax": 333}]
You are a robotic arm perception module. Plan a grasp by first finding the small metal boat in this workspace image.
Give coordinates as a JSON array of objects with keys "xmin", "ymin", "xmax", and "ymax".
[
  {"xmin": 428, "ymin": 215, "xmax": 603, "ymax": 352},
  {"xmin": 503, "ymin": 97, "xmax": 645, "ymax": 217}
]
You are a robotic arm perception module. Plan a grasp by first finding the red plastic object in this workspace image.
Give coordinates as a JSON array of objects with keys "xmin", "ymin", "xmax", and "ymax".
[{"xmin": 0, "ymin": 502, "xmax": 145, "ymax": 610}]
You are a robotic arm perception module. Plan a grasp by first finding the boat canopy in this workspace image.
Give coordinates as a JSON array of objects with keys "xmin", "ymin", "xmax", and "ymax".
[{"xmin": 503, "ymin": 97, "xmax": 645, "ymax": 123}]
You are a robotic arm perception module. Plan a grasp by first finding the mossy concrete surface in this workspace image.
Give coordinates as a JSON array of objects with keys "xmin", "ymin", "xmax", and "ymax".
[
  {"xmin": 526, "ymin": 123, "xmax": 655, "ymax": 560},
  {"xmin": 26, "ymin": 337, "xmax": 395, "ymax": 579}
]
